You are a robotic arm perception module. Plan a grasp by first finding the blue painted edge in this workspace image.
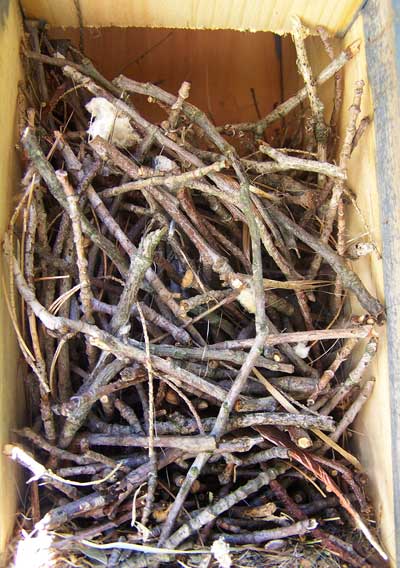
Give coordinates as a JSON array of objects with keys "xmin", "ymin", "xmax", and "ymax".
[{"xmin": 362, "ymin": 0, "xmax": 400, "ymax": 564}]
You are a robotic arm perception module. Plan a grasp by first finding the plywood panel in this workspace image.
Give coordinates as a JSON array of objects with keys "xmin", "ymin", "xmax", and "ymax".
[
  {"xmin": 340, "ymin": 16, "xmax": 395, "ymax": 563},
  {"xmin": 0, "ymin": 0, "xmax": 24, "ymax": 562},
  {"xmin": 21, "ymin": 0, "xmax": 363, "ymax": 35},
  {"xmin": 48, "ymin": 27, "xmax": 282, "ymax": 126}
]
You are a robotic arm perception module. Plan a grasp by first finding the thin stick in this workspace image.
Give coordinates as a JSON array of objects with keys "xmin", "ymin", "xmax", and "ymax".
[
  {"xmin": 308, "ymin": 336, "xmax": 359, "ymax": 405},
  {"xmin": 4, "ymin": 444, "xmax": 80, "ymax": 500},
  {"xmin": 329, "ymin": 378, "xmax": 375, "ymax": 443},
  {"xmin": 110, "ymin": 228, "xmax": 167, "ymax": 335},
  {"xmin": 163, "ymin": 463, "xmax": 289, "ymax": 550},
  {"xmin": 136, "ymin": 302, "xmax": 157, "ymax": 528},
  {"xmin": 320, "ymin": 337, "xmax": 378, "ymax": 416},
  {"xmin": 210, "ymin": 326, "xmax": 372, "ymax": 350},
  {"xmin": 317, "ymin": 26, "xmax": 344, "ymax": 160},
  {"xmin": 270, "ymin": 479, "xmax": 370, "ymax": 568},
  {"xmin": 114, "ymin": 399, "xmax": 144, "ymax": 434},
  {"xmin": 57, "ymin": 170, "xmax": 97, "ymax": 368},
  {"xmin": 168, "ymin": 81, "xmax": 191, "ymax": 130},
  {"xmin": 130, "ymin": 342, "xmax": 293, "ymax": 373},
  {"xmin": 86, "ymin": 434, "xmax": 216, "ymax": 452},
  {"xmin": 214, "ymin": 41, "xmax": 360, "ymax": 135},
  {"xmin": 307, "ymin": 80, "xmax": 365, "ymax": 282},
  {"xmin": 292, "ymin": 16, "xmax": 328, "ymax": 172},
  {"xmin": 112, "ymin": 43, "xmax": 360, "ymax": 138},
  {"xmin": 98, "ymin": 160, "xmax": 227, "ymax": 199},
  {"xmin": 259, "ymin": 143, "xmax": 343, "ymax": 179},
  {"xmin": 266, "ymin": 205, "xmax": 384, "ymax": 319},
  {"xmin": 92, "ymin": 298, "xmax": 191, "ymax": 344},
  {"xmin": 23, "ymin": 202, "xmax": 56, "ymax": 441},
  {"xmin": 216, "ymin": 518, "xmax": 318, "ymax": 544},
  {"xmin": 161, "ymin": 376, "xmax": 205, "ymax": 434},
  {"xmin": 258, "ymin": 426, "xmax": 387, "ymax": 561}
]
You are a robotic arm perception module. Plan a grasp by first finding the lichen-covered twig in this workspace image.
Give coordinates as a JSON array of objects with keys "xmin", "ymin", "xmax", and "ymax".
[
  {"xmin": 21, "ymin": 128, "xmax": 128, "ymax": 276},
  {"xmin": 162, "ymin": 463, "xmax": 289, "ymax": 551},
  {"xmin": 216, "ymin": 518, "xmax": 318, "ymax": 544},
  {"xmin": 317, "ymin": 26, "xmax": 344, "ymax": 160},
  {"xmin": 110, "ymin": 228, "xmax": 166, "ymax": 335},
  {"xmin": 57, "ymin": 170, "xmax": 97, "ymax": 368},
  {"xmin": 292, "ymin": 16, "xmax": 329, "ymax": 172}
]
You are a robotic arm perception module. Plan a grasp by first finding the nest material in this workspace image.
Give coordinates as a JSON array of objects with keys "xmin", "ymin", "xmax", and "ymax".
[{"xmin": 3, "ymin": 17, "xmax": 388, "ymax": 568}]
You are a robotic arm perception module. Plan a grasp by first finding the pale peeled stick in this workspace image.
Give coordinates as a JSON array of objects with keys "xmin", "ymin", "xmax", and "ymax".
[{"xmin": 85, "ymin": 97, "xmax": 139, "ymax": 149}]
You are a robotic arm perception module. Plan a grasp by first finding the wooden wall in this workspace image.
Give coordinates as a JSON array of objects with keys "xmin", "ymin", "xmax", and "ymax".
[
  {"xmin": 0, "ymin": 0, "xmax": 24, "ymax": 562},
  {"xmin": 48, "ymin": 26, "xmax": 283, "ymax": 127},
  {"xmin": 21, "ymin": 0, "xmax": 363, "ymax": 35}
]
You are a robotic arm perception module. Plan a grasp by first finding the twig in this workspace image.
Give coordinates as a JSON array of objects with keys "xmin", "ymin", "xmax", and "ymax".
[
  {"xmin": 4, "ymin": 444, "xmax": 80, "ymax": 500},
  {"xmin": 270, "ymin": 479, "xmax": 370, "ymax": 568},
  {"xmin": 130, "ymin": 342, "xmax": 293, "ymax": 373},
  {"xmin": 216, "ymin": 518, "xmax": 318, "ymax": 544},
  {"xmin": 329, "ymin": 378, "xmax": 375, "ymax": 443},
  {"xmin": 98, "ymin": 160, "xmax": 227, "ymax": 199},
  {"xmin": 317, "ymin": 26, "xmax": 344, "ymax": 160},
  {"xmin": 209, "ymin": 326, "xmax": 372, "ymax": 349},
  {"xmin": 307, "ymin": 80, "xmax": 365, "ymax": 284},
  {"xmin": 292, "ymin": 16, "xmax": 329, "ymax": 172},
  {"xmin": 136, "ymin": 302, "xmax": 157, "ymax": 528},
  {"xmin": 320, "ymin": 337, "xmax": 378, "ymax": 415},
  {"xmin": 266, "ymin": 204, "xmax": 385, "ymax": 319},
  {"xmin": 168, "ymin": 80, "xmax": 191, "ymax": 130},
  {"xmin": 214, "ymin": 41, "xmax": 360, "ymax": 135},
  {"xmin": 258, "ymin": 426, "xmax": 388, "ymax": 561},
  {"xmin": 57, "ymin": 169, "xmax": 97, "ymax": 367},
  {"xmin": 259, "ymin": 143, "xmax": 344, "ymax": 180},
  {"xmin": 110, "ymin": 228, "xmax": 167, "ymax": 335},
  {"xmin": 114, "ymin": 399, "xmax": 144, "ymax": 434},
  {"xmin": 163, "ymin": 463, "xmax": 289, "ymax": 550},
  {"xmin": 21, "ymin": 128, "xmax": 128, "ymax": 276},
  {"xmin": 308, "ymin": 336, "xmax": 359, "ymax": 405}
]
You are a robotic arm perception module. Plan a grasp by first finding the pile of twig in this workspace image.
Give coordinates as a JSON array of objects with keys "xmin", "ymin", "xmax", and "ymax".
[{"xmin": 4, "ymin": 17, "xmax": 388, "ymax": 568}]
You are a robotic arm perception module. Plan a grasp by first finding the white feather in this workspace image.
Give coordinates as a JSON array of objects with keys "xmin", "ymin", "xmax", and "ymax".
[
  {"xmin": 231, "ymin": 278, "xmax": 256, "ymax": 314},
  {"xmin": 211, "ymin": 538, "xmax": 232, "ymax": 568},
  {"xmin": 153, "ymin": 155, "xmax": 178, "ymax": 172},
  {"xmin": 85, "ymin": 97, "xmax": 138, "ymax": 149},
  {"xmin": 294, "ymin": 341, "xmax": 311, "ymax": 359}
]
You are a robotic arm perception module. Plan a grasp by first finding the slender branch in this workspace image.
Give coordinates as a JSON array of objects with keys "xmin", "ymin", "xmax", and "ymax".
[
  {"xmin": 216, "ymin": 518, "xmax": 318, "ymax": 544},
  {"xmin": 329, "ymin": 379, "xmax": 375, "ymax": 443},
  {"xmin": 259, "ymin": 143, "xmax": 342, "ymax": 179},
  {"xmin": 266, "ymin": 205, "xmax": 384, "ymax": 319},
  {"xmin": 320, "ymin": 338, "xmax": 378, "ymax": 416}
]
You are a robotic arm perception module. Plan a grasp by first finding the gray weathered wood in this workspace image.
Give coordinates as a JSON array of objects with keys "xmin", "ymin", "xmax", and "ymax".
[{"xmin": 363, "ymin": 1, "xmax": 400, "ymax": 564}]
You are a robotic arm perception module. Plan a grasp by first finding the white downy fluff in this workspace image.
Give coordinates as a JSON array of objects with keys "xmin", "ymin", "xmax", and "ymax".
[
  {"xmin": 293, "ymin": 341, "xmax": 311, "ymax": 359},
  {"xmin": 231, "ymin": 278, "xmax": 256, "ymax": 314},
  {"xmin": 211, "ymin": 537, "xmax": 232, "ymax": 568},
  {"xmin": 85, "ymin": 97, "xmax": 138, "ymax": 149},
  {"xmin": 153, "ymin": 155, "xmax": 179, "ymax": 173}
]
